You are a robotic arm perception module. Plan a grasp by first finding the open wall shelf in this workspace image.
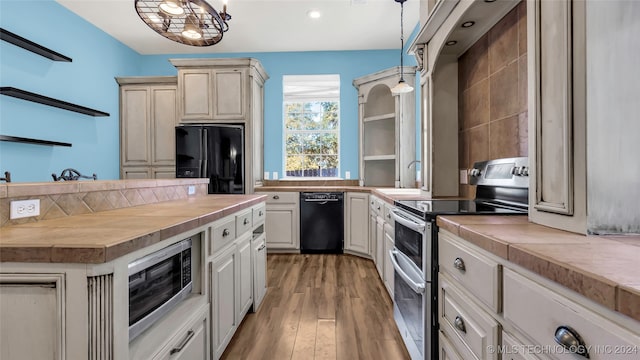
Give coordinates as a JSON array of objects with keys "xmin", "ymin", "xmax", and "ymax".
[
  {"xmin": 0, "ymin": 87, "xmax": 109, "ymax": 117},
  {"xmin": 0, "ymin": 28, "xmax": 72, "ymax": 62},
  {"xmin": 0, "ymin": 135, "xmax": 72, "ymax": 147}
]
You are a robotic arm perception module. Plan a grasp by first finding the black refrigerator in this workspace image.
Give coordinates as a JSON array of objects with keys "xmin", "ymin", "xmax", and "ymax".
[{"xmin": 176, "ymin": 124, "xmax": 244, "ymax": 194}]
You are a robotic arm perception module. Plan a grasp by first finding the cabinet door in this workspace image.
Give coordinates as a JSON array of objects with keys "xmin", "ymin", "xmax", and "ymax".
[
  {"xmin": 151, "ymin": 85, "xmax": 177, "ymax": 166},
  {"xmin": 179, "ymin": 69, "xmax": 214, "ymax": 121},
  {"xmin": 252, "ymin": 233, "xmax": 267, "ymax": 311},
  {"xmin": 345, "ymin": 192, "xmax": 370, "ymax": 255},
  {"xmin": 211, "ymin": 245, "xmax": 237, "ymax": 358},
  {"xmin": 265, "ymin": 205, "xmax": 298, "ymax": 249},
  {"xmin": 0, "ymin": 275, "xmax": 64, "ymax": 360},
  {"xmin": 121, "ymin": 85, "xmax": 150, "ymax": 166},
  {"xmin": 152, "ymin": 166, "xmax": 176, "ymax": 179},
  {"xmin": 212, "ymin": 68, "xmax": 246, "ymax": 120},
  {"xmin": 375, "ymin": 216, "xmax": 384, "ymax": 278},
  {"xmin": 369, "ymin": 213, "xmax": 377, "ymax": 261},
  {"xmin": 383, "ymin": 228, "xmax": 394, "ymax": 298},
  {"xmin": 236, "ymin": 233, "xmax": 253, "ymax": 319}
]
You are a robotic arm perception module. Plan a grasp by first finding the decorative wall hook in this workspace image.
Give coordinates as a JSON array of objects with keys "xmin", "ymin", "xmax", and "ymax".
[
  {"xmin": 52, "ymin": 168, "xmax": 97, "ymax": 181},
  {"xmin": 0, "ymin": 171, "xmax": 10, "ymax": 183}
]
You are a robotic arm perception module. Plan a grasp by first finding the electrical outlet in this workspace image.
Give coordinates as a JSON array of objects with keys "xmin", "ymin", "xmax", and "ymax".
[
  {"xmin": 272, "ymin": 172, "xmax": 278, "ymax": 180},
  {"xmin": 345, "ymin": 171, "xmax": 351, "ymax": 179},
  {"xmin": 460, "ymin": 170, "xmax": 468, "ymax": 185},
  {"xmin": 10, "ymin": 199, "xmax": 40, "ymax": 220},
  {"xmin": 264, "ymin": 172, "xmax": 269, "ymax": 180},
  {"xmin": 188, "ymin": 186, "xmax": 196, "ymax": 195}
]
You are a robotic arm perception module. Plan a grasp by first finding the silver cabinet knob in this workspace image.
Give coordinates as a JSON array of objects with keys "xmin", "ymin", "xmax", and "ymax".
[
  {"xmin": 222, "ymin": 229, "xmax": 230, "ymax": 237},
  {"xmin": 273, "ymin": 195, "xmax": 280, "ymax": 200},
  {"xmin": 243, "ymin": 218, "xmax": 249, "ymax": 225},
  {"xmin": 259, "ymin": 210, "xmax": 264, "ymax": 216},
  {"xmin": 258, "ymin": 244, "xmax": 266, "ymax": 251},
  {"xmin": 454, "ymin": 316, "xmax": 466, "ymax": 333},
  {"xmin": 554, "ymin": 326, "xmax": 589, "ymax": 358},
  {"xmin": 453, "ymin": 257, "xmax": 466, "ymax": 272}
]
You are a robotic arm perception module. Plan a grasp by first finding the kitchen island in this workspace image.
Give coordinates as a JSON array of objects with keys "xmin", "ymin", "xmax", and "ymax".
[{"xmin": 0, "ymin": 182, "xmax": 267, "ymax": 360}]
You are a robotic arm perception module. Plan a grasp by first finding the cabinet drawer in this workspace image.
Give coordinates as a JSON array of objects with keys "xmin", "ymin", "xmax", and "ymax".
[
  {"xmin": 383, "ymin": 203, "xmax": 395, "ymax": 227},
  {"xmin": 440, "ymin": 274, "xmax": 500, "ymax": 360},
  {"xmin": 252, "ymin": 204, "xmax": 266, "ymax": 226},
  {"xmin": 439, "ymin": 231, "xmax": 501, "ymax": 312},
  {"xmin": 211, "ymin": 217, "xmax": 236, "ymax": 254},
  {"xmin": 370, "ymin": 196, "xmax": 383, "ymax": 216},
  {"xmin": 264, "ymin": 192, "xmax": 298, "ymax": 204},
  {"xmin": 502, "ymin": 331, "xmax": 540, "ymax": 360},
  {"xmin": 439, "ymin": 331, "xmax": 467, "ymax": 360},
  {"xmin": 504, "ymin": 268, "xmax": 640, "ymax": 360},
  {"xmin": 236, "ymin": 210, "xmax": 252, "ymax": 236}
]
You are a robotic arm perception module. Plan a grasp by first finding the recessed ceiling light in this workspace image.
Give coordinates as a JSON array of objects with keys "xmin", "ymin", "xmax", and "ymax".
[
  {"xmin": 307, "ymin": 10, "xmax": 321, "ymax": 19},
  {"xmin": 445, "ymin": 40, "xmax": 457, "ymax": 46},
  {"xmin": 461, "ymin": 21, "xmax": 475, "ymax": 28}
]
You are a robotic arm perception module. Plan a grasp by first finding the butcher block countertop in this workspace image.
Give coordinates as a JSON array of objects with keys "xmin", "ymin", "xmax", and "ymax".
[
  {"xmin": 437, "ymin": 215, "xmax": 640, "ymax": 323},
  {"xmin": 0, "ymin": 194, "xmax": 266, "ymax": 264}
]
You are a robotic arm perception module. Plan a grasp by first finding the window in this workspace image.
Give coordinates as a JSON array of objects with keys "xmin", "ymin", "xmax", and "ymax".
[{"xmin": 283, "ymin": 75, "xmax": 340, "ymax": 177}]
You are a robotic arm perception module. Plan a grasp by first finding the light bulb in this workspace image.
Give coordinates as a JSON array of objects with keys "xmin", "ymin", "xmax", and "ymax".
[{"xmin": 159, "ymin": 0, "xmax": 184, "ymax": 16}]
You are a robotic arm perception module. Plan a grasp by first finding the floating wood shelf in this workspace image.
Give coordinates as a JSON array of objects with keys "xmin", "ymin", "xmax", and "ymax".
[
  {"xmin": 0, "ymin": 87, "xmax": 109, "ymax": 117},
  {"xmin": 0, "ymin": 28, "xmax": 72, "ymax": 62},
  {"xmin": 363, "ymin": 113, "xmax": 395, "ymax": 123},
  {"xmin": 0, "ymin": 135, "xmax": 72, "ymax": 147}
]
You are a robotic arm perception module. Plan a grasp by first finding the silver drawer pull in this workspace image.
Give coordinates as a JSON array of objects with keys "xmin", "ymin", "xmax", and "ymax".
[
  {"xmin": 222, "ymin": 229, "xmax": 230, "ymax": 237},
  {"xmin": 387, "ymin": 213, "xmax": 391, "ymax": 219},
  {"xmin": 554, "ymin": 326, "xmax": 589, "ymax": 358},
  {"xmin": 453, "ymin": 257, "xmax": 466, "ymax": 272},
  {"xmin": 377, "ymin": 206, "xmax": 381, "ymax": 210},
  {"xmin": 454, "ymin": 316, "xmax": 466, "ymax": 333},
  {"xmin": 170, "ymin": 330, "xmax": 195, "ymax": 355},
  {"xmin": 258, "ymin": 210, "xmax": 264, "ymax": 216},
  {"xmin": 243, "ymin": 218, "xmax": 249, "ymax": 225},
  {"xmin": 273, "ymin": 195, "xmax": 280, "ymax": 200},
  {"xmin": 258, "ymin": 244, "xmax": 266, "ymax": 251}
]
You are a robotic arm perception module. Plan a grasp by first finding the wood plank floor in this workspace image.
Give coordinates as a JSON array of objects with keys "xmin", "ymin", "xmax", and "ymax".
[{"xmin": 221, "ymin": 254, "xmax": 410, "ymax": 360}]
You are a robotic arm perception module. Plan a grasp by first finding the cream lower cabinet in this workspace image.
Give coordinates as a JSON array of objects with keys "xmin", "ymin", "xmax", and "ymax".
[
  {"xmin": 383, "ymin": 224, "xmax": 395, "ymax": 297},
  {"xmin": 439, "ymin": 229, "xmax": 640, "ymax": 360},
  {"xmin": 264, "ymin": 192, "xmax": 299, "ymax": 251},
  {"xmin": 0, "ymin": 274, "xmax": 65, "ymax": 360},
  {"xmin": 237, "ymin": 233, "xmax": 253, "ymax": 319},
  {"xmin": 252, "ymin": 232, "xmax": 267, "ymax": 311},
  {"xmin": 344, "ymin": 192, "xmax": 369, "ymax": 256},
  {"xmin": 116, "ymin": 76, "xmax": 178, "ymax": 180},
  {"xmin": 211, "ymin": 242, "xmax": 237, "ymax": 359},
  {"xmin": 152, "ymin": 304, "xmax": 209, "ymax": 360}
]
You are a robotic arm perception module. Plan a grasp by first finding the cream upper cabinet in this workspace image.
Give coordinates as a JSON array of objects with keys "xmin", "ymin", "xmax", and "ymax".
[
  {"xmin": 117, "ymin": 76, "xmax": 178, "ymax": 179},
  {"xmin": 170, "ymin": 58, "xmax": 269, "ymax": 193},
  {"xmin": 528, "ymin": 0, "xmax": 640, "ymax": 234},
  {"xmin": 344, "ymin": 192, "xmax": 370, "ymax": 256},
  {"xmin": 353, "ymin": 66, "xmax": 417, "ymax": 188}
]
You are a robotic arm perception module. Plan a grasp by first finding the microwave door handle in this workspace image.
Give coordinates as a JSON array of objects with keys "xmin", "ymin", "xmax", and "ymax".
[
  {"xmin": 391, "ymin": 210, "xmax": 426, "ymax": 233},
  {"xmin": 389, "ymin": 249, "xmax": 425, "ymax": 294}
]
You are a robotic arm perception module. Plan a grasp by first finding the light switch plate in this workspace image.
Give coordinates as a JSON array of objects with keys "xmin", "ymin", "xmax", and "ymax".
[
  {"xmin": 10, "ymin": 199, "xmax": 40, "ymax": 219},
  {"xmin": 460, "ymin": 170, "xmax": 468, "ymax": 184},
  {"xmin": 272, "ymin": 172, "xmax": 278, "ymax": 180},
  {"xmin": 345, "ymin": 171, "xmax": 351, "ymax": 179}
]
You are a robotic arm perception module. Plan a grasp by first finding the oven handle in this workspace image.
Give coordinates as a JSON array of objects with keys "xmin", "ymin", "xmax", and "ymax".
[
  {"xmin": 391, "ymin": 209, "xmax": 426, "ymax": 233},
  {"xmin": 389, "ymin": 249, "xmax": 425, "ymax": 294}
]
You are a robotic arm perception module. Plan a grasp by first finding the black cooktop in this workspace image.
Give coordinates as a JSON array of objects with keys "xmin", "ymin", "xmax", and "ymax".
[{"xmin": 394, "ymin": 199, "xmax": 528, "ymax": 220}]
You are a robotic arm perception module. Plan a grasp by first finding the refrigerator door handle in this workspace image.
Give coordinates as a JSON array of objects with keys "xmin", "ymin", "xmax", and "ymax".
[{"xmin": 202, "ymin": 128, "xmax": 208, "ymax": 178}]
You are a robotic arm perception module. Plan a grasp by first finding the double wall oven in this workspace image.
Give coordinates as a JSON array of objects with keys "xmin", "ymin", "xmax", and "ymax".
[{"xmin": 390, "ymin": 157, "xmax": 530, "ymax": 360}]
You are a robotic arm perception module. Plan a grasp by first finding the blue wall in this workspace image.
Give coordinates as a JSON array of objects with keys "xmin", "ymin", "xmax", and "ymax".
[
  {"xmin": 1, "ymin": 0, "xmax": 420, "ymax": 182},
  {"xmin": 0, "ymin": 0, "xmax": 142, "ymax": 182}
]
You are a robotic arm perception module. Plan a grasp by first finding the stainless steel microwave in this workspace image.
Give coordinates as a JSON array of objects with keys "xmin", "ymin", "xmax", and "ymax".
[{"xmin": 128, "ymin": 238, "xmax": 192, "ymax": 341}]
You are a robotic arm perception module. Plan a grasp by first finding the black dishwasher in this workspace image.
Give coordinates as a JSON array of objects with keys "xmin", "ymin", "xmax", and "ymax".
[{"xmin": 300, "ymin": 192, "xmax": 344, "ymax": 254}]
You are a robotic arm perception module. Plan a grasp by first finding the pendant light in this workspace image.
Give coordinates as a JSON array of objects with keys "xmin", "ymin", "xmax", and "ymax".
[{"xmin": 391, "ymin": 0, "xmax": 414, "ymax": 95}]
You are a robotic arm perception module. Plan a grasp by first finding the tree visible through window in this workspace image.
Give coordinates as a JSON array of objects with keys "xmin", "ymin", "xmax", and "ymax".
[{"xmin": 283, "ymin": 75, "xmax": 340, "ymax": 177}]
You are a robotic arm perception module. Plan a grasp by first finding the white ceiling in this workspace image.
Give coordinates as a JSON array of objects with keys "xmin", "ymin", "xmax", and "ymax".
[{"xmin": 56, "ymin": 0, "xmax": 420, "ymax": 55}]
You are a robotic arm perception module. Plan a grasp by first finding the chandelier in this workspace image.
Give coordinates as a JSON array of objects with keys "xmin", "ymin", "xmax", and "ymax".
[{"xmin": 135, "ymin": 0, "xmax": 231, "ymax": 47}]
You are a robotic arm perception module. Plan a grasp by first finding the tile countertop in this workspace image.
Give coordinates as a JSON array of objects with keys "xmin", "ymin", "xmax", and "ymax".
[
  {"xmin": 255, "ymin": 186, "xmax": 461, "ymax": 204},
  {"xmin": 0, "ymin": 194, "xmax": 266, "ymax": 264},
  {"xmin": 437, "ymin": 215, "xmax": 640, "ymax": 323}
]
